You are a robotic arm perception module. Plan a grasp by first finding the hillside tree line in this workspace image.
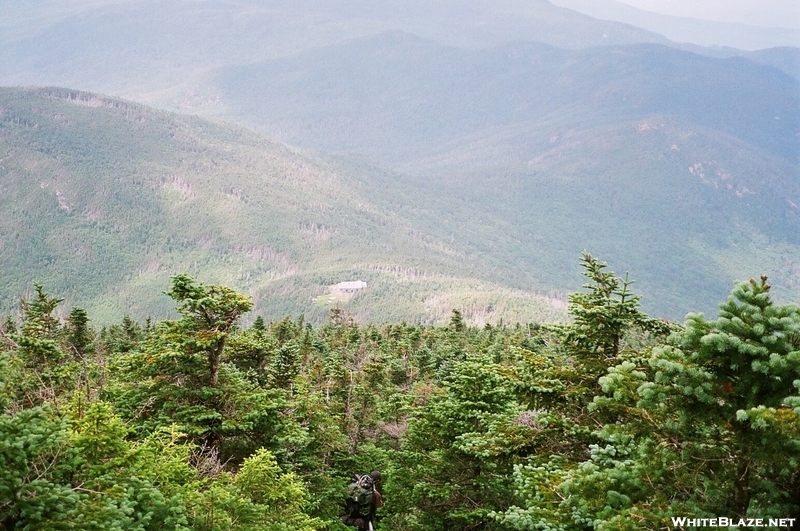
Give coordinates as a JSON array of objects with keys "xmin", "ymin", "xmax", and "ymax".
[{"xmin": 1, "ymin": 253, "xmax": 798, "ymax": 530}]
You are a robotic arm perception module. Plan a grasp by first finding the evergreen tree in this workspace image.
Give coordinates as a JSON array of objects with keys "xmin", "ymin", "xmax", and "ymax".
[
  {"xmin": 100, "ymin": 315, "xmax": 145, "ymax": 354},
  {"xmin": 566, "ymin": 252, "xmax": 653, "ymax": 362},
  {"xmin": 20, "ymin": 284, "xmax": 63, "ymax": 340},
  {"xmin": 67, "ymin": 307, "xmax": 93, "ymax": 358},
  {"xmin": 252, "ymin": 315, "xmax": 267, "ymax": 332},
  {"xmin": 165, "ymin": 273, "xmax": 253, "ymax": 387},
  {"xmin": 7, "ymin": 285, "xmax": 78, "ymax": 405},
  {"xmin": 388, "ymin": 351, "xmax": 520, "ymax": 530},
  {"xmin": 497, "ymin": 277, "xmax": 800, "ymax": 529},
  {"xmin": 2, "ymin": 315, "xmax": 16, "ymax": 336}
]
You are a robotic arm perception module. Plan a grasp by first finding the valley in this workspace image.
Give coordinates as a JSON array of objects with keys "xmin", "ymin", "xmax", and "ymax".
[{"xmin": 0, "ymin": 1, "xmax": 798, "ymax": 323}]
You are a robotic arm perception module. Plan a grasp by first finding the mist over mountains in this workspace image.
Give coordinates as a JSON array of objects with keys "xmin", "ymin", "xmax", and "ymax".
[
  {"xmin": 550, "ymin": 0, "xmax": 800, "ymax": 50},
  {"xmin": 0, "ymin": 0, "xmax": 669, "ymax": 97},
  {"xmin": 208, "ymin": 33, "xmax": 798, "ymax": 164},
  {"xmin": 0, "ymin": 0, "xmax": 798, "ymax": 323}
]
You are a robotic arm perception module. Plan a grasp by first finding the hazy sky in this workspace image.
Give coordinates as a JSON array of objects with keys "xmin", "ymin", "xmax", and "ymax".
[{"xmin": 615, "ymin": 0, "xmax": 800, "ymax": 28}]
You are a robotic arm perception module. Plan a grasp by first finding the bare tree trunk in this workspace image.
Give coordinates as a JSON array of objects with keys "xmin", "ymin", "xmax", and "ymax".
[
  {"xmin": 734, "ymin": 457, "xmax": 751, "ymax": 517},
  {"xmin": 209, "ymin": 337, "xmax": 225, "ymax": 386}
]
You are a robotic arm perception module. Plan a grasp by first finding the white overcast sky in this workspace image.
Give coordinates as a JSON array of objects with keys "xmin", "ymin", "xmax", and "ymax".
[{"xmin": 615, "ymin": 0, "xmax": 800, "ymax": 28}]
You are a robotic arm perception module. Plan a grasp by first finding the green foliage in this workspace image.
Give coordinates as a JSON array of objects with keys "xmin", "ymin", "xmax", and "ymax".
[
  {"xmin": 99, "ymin": 315, "xmax": 145, "ymax": 354},
  {"xmin": 388, "ymin": 352, "xmax": 520, "ymax": 530},
  {"xmin": 562, "ymin": 252, "xmax": 676, "ymax": 414},
  {"xmin": 685, "ymin": 276, "xmax": 800, "ymax": 410},
  {"xmin": 496, "ymin": 275, "xmax": 800, "ymax": 529},
  {"xmin": 567, "ymin": 252, "xmax": 648, "ymax": 360},
  {"xmin": 229, "ymin": 449, "xmax": 324, "ymax": 530},
  {"xmin": 66, "ymin": 307, "xmax": 93, "ymax": 357},
  {"xmin": 252, "ymin": 316, "xmax": 267, "ymax": 332},
  {"xmin": 0, "ymin": 405, "xmax": 190, "ymax": 531},
  {"xmin": 20, "ymin": 284, "xmax": 63, "ymax": 340},
  {"xmin": 167, "ymin": 274, "xmax": 254, "ymax": 334},
  {"xmin": 2, "ymin": 258, "xmax": 799, "ymax": 530},
  {"xmin": 165, "ymin": 273, "xmax": 253, "ymax": 387},
  {"xmin": 0, "ymin": 407, "xmax": 81, "ymax": 530}
]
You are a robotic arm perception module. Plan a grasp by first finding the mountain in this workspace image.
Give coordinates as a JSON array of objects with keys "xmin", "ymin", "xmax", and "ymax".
[
  {"xmin": 0, "ymin": 86, "xmax": 567, "ymax": 325},
  {"xmin": 2, "ymin": 80, "xmax": 798, "ymax": 323},
  {"xmin": 549, "ymin": 0, "xmax": 800, "ymax": 50},
  {"xmin": 0, "ymin": 0, "xmax": 672, "ymax": 103},
  {"xmin": 200, "ymin": 34, "xmax": 800, "ymax": 317},
  {"xmin": 747, "ymin": 47, "xmax": 800, "ymax": 82},
  {"xmin": 207, "ymin": 34, "xmax": 799, "ymax": 165},
  {"xmin": 1, "ymin": 3, "xmax": 798, "ymax": 322},
  {"xmin": 3, "ymin": 0, "xmax": 795, "ymax": 109}
]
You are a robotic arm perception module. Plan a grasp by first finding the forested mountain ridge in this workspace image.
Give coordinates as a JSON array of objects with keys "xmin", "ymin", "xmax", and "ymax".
[
  {"xmin": 207, "ymin": 34, "xmax": 800, "ymax": 317},
  {"xmin": 2, "ymin": 0, "xmax": 794, "ymax": 103},
  {"xmin": 0, "ymin": 86, "xmax": 566, "ymax": 325},
  {"xmin": 210, "ymin": 35, "xmax": 799, "ymax": 165},
  {"xmin": 2, "ymin": 83, "xmax": 799, "ymax": 322},
  {"xmin": 0, "ymin": 0, "xmax": 673, "ymax": 101},
  {"xmin": 2, "ymin": 2, "xmax": 799, "ymax": 320}
]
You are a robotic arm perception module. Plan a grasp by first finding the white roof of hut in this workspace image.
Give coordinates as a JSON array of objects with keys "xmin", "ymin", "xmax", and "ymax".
[{"xmin": 336, "ymin": 280, "xmax": 367, "ymax": 290}]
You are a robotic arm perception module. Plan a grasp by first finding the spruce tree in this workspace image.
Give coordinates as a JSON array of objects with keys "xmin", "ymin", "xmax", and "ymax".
[
  {"xmin": 566, "ymin": 252, "xmax": 648, "ymax": 361},
  {"xmin": 20, "ymin": 284, "xmax": 63, "ymax": 340},
  {"xmin": 66, "ymin": 307, "xmax": 92, "ymax": 358}
]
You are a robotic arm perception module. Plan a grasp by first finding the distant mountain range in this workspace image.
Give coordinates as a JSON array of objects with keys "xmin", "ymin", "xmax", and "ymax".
[
  {"xmin": 550, "ymin": 0, "xmax": 800, "ymax": 50},
  {"xmin": 199, "ymin": 33, "xmax": 799, "ymax": 316},
  {"xmin": 206, "ymin": 33, "xmax": 799, "ymax": 165},
  {"xmin": 0, "ymin": 0, "xmax": 670, "ymax": 99},
  {"xmin": 1, "ymin": 0, "xmax": 795, "ymax": 104},
  {"xmin": 0, "ymin": 1, "xmax": 798, "ymax": 324}
]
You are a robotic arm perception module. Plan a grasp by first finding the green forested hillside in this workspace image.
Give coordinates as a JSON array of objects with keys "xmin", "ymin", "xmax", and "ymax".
[
  {"xmin": 0, "ymin": 86, "xmax": 566, "ymax": 325},
  {"xmin": 1, "ymin": 258, "xmax": 798, "ymax": 529},
  {"xmin": 408, "ymin": 116, "xmax": 800, "ymax": 316},
  {"xmin": 211, "ymin": 37, "xmax": 800, "ymax": 164},
  {"xmin": 208, "ymin": 35, "xmax": 800, "ymax": 317},
  {"xmin": 1, "ymin": 85, "xmax": 799, "ymax": 322},
  {"xmin": 2, "ymin": 5, "xmax": 798, "ymax": 321}
]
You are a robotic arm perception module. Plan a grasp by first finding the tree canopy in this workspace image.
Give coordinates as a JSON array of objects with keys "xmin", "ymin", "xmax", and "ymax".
[{"xmin": 1, "ymin": 262, "xmax": 798, "ymax": 530}]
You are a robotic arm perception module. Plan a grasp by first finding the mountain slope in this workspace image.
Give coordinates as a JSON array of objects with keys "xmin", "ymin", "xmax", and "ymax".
[
  {"xmin": 209, "ymin": 36, "xmax": 799, "ymax": 166},
  {"xmin": 1, "ymin": 7, "xmax": 798, "ymax": 322},
  {"xmin": 1, "ymin": 83, "xmax": 797, "ymax": 322},
  {"xmin": 0, "ymin": 87, "xmax": 567, "ymax": 325},
  {"xmin": 549, "ymin": 0, "xmax": 800, "ymax": 50},
  {"xmin": 0, "ymin": 0, "xmax": 671, "ymax": 103},
  {"xmin": 204, "ymin": 35, "xmax": 800, "ymax": 317},
  {"xmin": 407, "ymin": 116, "xmax": 800, "ymax": 315}
]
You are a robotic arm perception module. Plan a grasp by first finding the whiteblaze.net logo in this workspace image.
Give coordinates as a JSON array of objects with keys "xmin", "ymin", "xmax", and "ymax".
[{"xmin": 670, "ymin": 517, "xmax": 796, "ymax": 528}]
